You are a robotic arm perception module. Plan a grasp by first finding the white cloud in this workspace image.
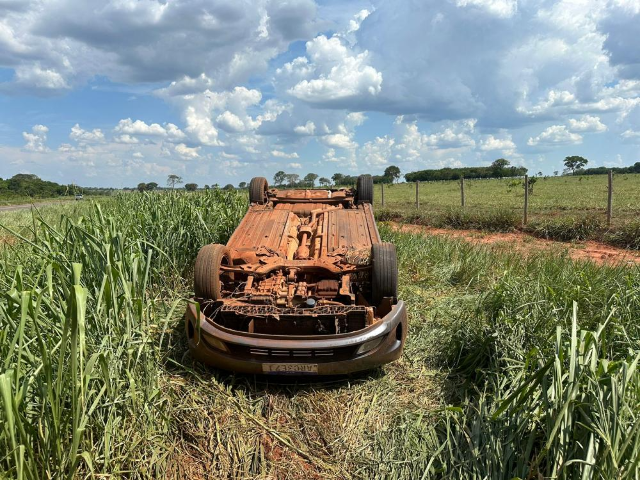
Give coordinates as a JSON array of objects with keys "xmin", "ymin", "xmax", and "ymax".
[
  {"xmin": 184, "ymin": 106, "xmax": 222, "ymax": 146},
  {"xmin": 216, "ymin": 111, "xmax": 246, "ymax": 133},
  {"xmin": 113, "ymin": 134, "xmax": 139, "ymax": 144},
  {"xmin": 320, "ymin": 133, "xmax": 357, "ymax": 149},
  {"xmin": 621, "ymin": 130, "xmax": 640, "ymax": 142},
  {"xmin": 272, "ymin": 150, "xmax": 299, "ymax": 159},
  {"xmin": 286, "ymin": 35, "xmax": 382, "ymax": 106},
  {"xmin": 287, "ymin": 162, "xmax": 302, "ymax": 169},
  {"xmin": 455, "ymin": 0, "xmax": 517, "ymax": 18},
  {"xmin": 0, "ymin": 0, "xmax": 322, "ymax": 94},
  {"xmin": 22, "ymin": 125, "xmax": 49, "ymax": 152},
  {"xmin": 479, "ymin": 134, "xmax": 516, "ymax": 155},
  {"xmin": 174, "ymin": 143, "xmax": 200, "ymax": 159},
  {"xmin": 527, "ymin": 125, "xmax": 583, "ymax": 147},
  {"xmin": 347, "ymin": 9, "xmax": 371, "ymax": 33},
  {"xmin": 294, "ymin": 121, "xmax": 316, "ymax": 135},
  {"xmin": 12, "ymin": 65, "xmax": 70, "ymax": 92},
  {"xmin": 568, "ymin": 115, "xmax": 607, "ymax": 133},
  {"xmin": 115, "ymin": 119, "xmax": 164, "ymax": 136},
  {"xmin": 70, "ymin": 124, "xmax": 105, "ymax": 144}
]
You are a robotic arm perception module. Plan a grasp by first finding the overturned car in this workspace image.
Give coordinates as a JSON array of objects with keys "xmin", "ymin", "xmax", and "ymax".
[{"xmin": 185, "ymin": 175, "xmax": 407, "ymax": 374}]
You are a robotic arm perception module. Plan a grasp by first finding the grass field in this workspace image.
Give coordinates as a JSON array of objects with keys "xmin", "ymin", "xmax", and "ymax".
[
  {"xmin": 373, "ymin": 174, "xmax": 640, "ymax": 248},
  {"xmin": 1, "ymin": 192, "xmax": 639, "ymax": 479},
  {"xmin": 375, "ymin": 173, "xmax": 640, "ymax": 219}
]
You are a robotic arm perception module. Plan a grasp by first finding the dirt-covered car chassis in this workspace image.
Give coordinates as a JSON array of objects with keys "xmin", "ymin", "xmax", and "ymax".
[{"xmin": 185, "ymin": 175, "xmax": 407, "ymax": 374}]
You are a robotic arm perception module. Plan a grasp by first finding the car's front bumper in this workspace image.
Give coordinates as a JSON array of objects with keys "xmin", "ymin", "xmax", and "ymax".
[{"xmin": 185, "ymin": 300, "xmax": 407, "ymax": 375}]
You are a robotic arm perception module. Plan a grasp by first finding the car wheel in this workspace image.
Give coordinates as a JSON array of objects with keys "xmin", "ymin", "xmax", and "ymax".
[
  {"xmin": 371, "ymin": 242, "xmax": 398, "ymax": 306},
  {"xmin": 249, "ymin": 177, "xmax": 268, "ymax": 204},
  {"xmin": 356, "ymin": 174, "xmax": 373, "ymax": 204},
  {"xmin": 194, "ymin": 244, "xmax": 232, "ymax": 300}
]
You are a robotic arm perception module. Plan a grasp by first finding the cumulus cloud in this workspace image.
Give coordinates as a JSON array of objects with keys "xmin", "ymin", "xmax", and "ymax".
[
  {"xmin": 527, "ymin": 125, "xmax": 583, "ymax": 147},
  {"xmin": 0, "ymin": 0, "xmax": 323, "ymax": 94},
  {"xmin": 320, "ymin": 133, "xmax": 357, "ymax": 149},
  {"xmin": 357, "ymin": 117, "xmax": 481, "ymax": 171},
  {"xmin": 113, "ymin": 119, "xmax": 186, "ymax": 143},
  {"xmin": 113, "ymin": 134, "xmax": 139, "ymax": 144},
  {"xmin": 3, "ymin": 0, "xmax": 640, "ymax": 185},
  {"xmin": 272, "ymin": 150, "xmax": 299, "ymax": 159},
  {"xmin": 284, "ymin": 35, "xmax": 382, "ymax": 107},
  {"xmin": 22, "ymin": 125, "xmax": 49, "ymax": 152},
  {"xmin": 158, "ymin": 84, "xmax": 265, "ymax": 147},
  {"xmin": 454, "ymin": 0, "xmax": 517, "ymax": 18},
  {"xmin": 599, "ymin": 1, "xmax": 640, "ymax": 80},
  {"xmin": 287, "ymin": 162, "xmax": 302, "ymax": 169},
  {"xmin": 294, "ymin": 121, "xmax": 316, "ymax": 135},
  {"xmin": 216, "ymin": 111, "xmax": 246, "ymax": 133},
  {"xmin": 567, "ymin": 115, "xmax": 608, "ymax": 133},
  {"xmin": 479, "ymin": 134, "xmax": 516, "ymax": 154},
  {"xmin": 174, "ymin": 143, "xmax": 200, "ymax": 159},
  {"xmin": 70, "ymin": 124, "xmax": 105, "ymax": 144},
  {"xmin": 621, "ymin": 129, "xmax": 640, "ymax": 142}
]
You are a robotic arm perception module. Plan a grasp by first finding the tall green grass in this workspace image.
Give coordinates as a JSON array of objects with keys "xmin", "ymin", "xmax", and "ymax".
[
  {"xmin": 0, "ymin": 192, "xmax": 638, "ymax": 478},
  {"xmin": 380, "ymin": 227, "xmax": 640, "ymax": 479},
  {"xmin": 0, "ymin": 190, "xmax": 244, "ymax": 478}
]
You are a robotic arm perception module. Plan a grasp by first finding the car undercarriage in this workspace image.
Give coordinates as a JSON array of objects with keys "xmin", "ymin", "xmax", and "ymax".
[{"xmin": 186, "ymin": 175, "xmax": 407, "ymax": 374}]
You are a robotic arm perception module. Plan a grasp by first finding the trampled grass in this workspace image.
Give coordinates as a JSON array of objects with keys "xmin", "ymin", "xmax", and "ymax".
[{"xmin": 1, "ymin": 192, "xmax": 638, "ymax": 479}]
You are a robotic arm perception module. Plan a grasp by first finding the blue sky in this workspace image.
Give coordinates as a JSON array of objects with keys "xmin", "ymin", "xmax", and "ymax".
[{"xmin": 0, "ymin": 0, "xmax": 639, "ymax": 187}]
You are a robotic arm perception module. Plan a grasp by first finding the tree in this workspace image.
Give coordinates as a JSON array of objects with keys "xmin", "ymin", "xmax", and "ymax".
[
  {"xmin": 286, "ymin": 173, "xmax": 300, "ymax": 186},
  {"xmin": 491, "ymin": 158, "xmax": 511, "ymax": 178},
  {"xmin": 553, "ymin": 171, "xmax": 559, "ymax": 176},
  {"xmin": 137, "ymin": 182, "xmax": 147, "ymax": 192},
  {"xmin": 304, "ymin": 173, "xmax": 318, "ymax": 187},
  {"xmin": 563, "ymin": 156, "xmax": 588, "ymax": 175},
  {"xmin": 238, "ymin": 181, "xmax": 247, "ymax": 189},
  {"xmin": 167, "ymin": 174, "xmax": 183, "ymax": 189},
  {"xmin": 332, "ymin": 173, "xmax": 345, "ymax": 185},
  {"xmin": 384, "ymin": 166, "xmax": 401, "ymax": 183},
  {"xmin": 319, "ymin": 177, "xmax": 330, "ymax": 187},
  {"xmin": 146, "ymin": 182, "xmax": 158, "ymax": 191},
  {"xmin": 185, "ymin": 183, "xmax": 198, "ymax": 191},
  {"xmin": 204, "ymin": 185, "xmax": 210, "ymax": 190},
  {"xmin": 223, "ymin": 183, "xmax": 235, "ymax": 190},
  {"xmin": 273, "ymin": 171, "xmax": 287, "ymax": 186}
]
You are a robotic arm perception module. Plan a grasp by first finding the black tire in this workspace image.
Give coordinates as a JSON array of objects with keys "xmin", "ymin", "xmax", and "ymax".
[
  {"xmin": 371, "ymin": 242, "xmax": 398, "ymax": 306},
  {"xmin": 194, "ymin": 244, "xmax": 232, "ymax": 300},
  {"xmin": 357, "ymin": 174, "xmax": 373, "ymax": 204},
  {"xmin": 249, "ymin": 177, "xmax": 268, "ymax": 204}
]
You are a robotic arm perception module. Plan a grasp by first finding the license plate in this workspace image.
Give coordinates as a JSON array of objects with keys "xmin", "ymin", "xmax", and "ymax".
[{"xmin": 263, "ymin": 363, "xmax": 318, "ymax": 374}]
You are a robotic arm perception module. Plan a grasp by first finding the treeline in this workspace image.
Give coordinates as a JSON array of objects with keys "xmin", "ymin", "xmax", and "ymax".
[
  {"xmin": 0, "ymin": 174, "xmax": 111, "ymax": 199},
  {"xmin": 0, "ymin": 174, "xmax": 68, "ymax": 198},
  {"xmin": 273, "ymin": 166, "xmax": 403, "ymax": 188},
  {"xmin": 578, "ymin": 162, "xmax": 640, "ymax": 176},
  {"xmin": 405, "ymin": 160, "xmax": 527, "ymax": 182}
]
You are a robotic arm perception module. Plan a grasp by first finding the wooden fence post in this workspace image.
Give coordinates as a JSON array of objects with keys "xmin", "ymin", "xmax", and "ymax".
[
  {"xmin": 381, "ymin": 183, "xmax": 385, "ymax": 207},
  {"xmin": 523, "ymin": 175, "xmax": 529, "ymax": 226},
  {"xmin": 460, "ymin": 177, "xmax": 465, "ymax": 207},
  {"xmin": 415, "ymin": 181, "xmax": 419, "ymax": 209},
  {"xmin": 607, "ymin": 170, "xmax": 613, "ymax": 227}
]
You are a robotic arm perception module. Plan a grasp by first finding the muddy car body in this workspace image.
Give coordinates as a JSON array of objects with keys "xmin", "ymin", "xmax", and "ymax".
[{"xmin": 185, "ymin": 175, "xmax": 407, "ymax": 375}]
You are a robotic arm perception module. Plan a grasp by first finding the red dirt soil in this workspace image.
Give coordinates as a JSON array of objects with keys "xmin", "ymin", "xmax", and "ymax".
[{"xmin": 388, "ymin": 222, "xmax": 640, "ymax": 266}]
